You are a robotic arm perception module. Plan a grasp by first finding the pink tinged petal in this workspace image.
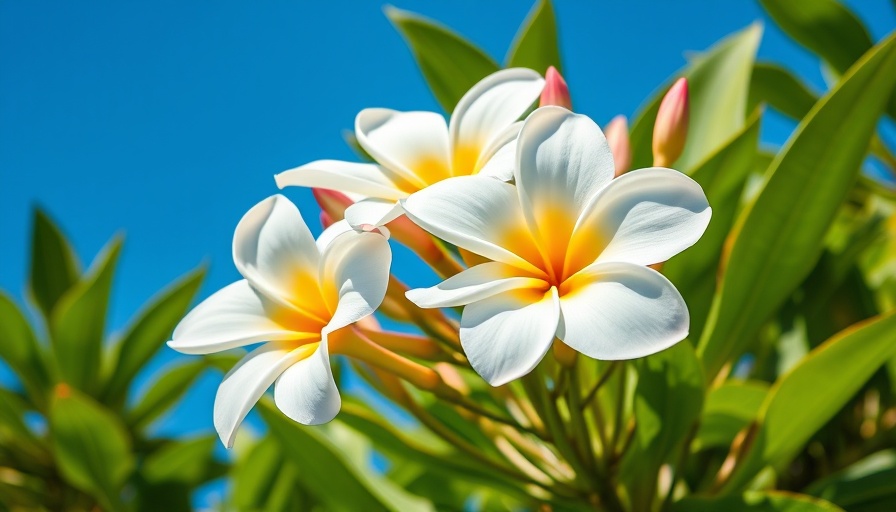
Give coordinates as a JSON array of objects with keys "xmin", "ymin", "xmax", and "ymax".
[
  {"xmin": 168, "ymin": 280, "xmax": 304, "ymax": 355},
  {"xmin": 460, "ymin": 287, "xmax": 560, "ymax": 386},
  {"xmin": 475, "ymin": 121, "xmax": 522, "ymax": 181},
  {"xmin": 652, "ymin": 77, "xmax": 690, "ymax": 168},
  {"xmin": 343, "ymin": 198, "xmax": 404, "ymax": 228},
  {"xmin": 275, "ymin": 160, "xmax": 407, "ymax": 201},
  {"xmin": 557, "ymin": 262, "xmax": 688, "ymax": 360},
  {"xmin": 571, "ymin": 167, "xmax": 711, "ymax": 270},
  {"xmin": 449, "ymin": 68, "xmax": 544, "ymax": 164},
  {"xmin": 539, "ymin": 66, "xmax": 572, "ymax": 109},
  {"xmin": 407, "ymin": 261, "xmax": 546, "ymax": 308},
  {"xmin": 516, "ymin": 107, "xmax": 616, "ymax": 273},
  {"xmin": 274, "ymin": 339, "xmax": 340, "ymax": 426},
  {"xmin": 214, "ymin": 341, "xmax": 307, "ymax": 448},
  {"xmin": 401, "ymin": 176, "xmax": 545, "ymax": 275},
  {"xmin": 320, "ymin": 230, "xmax": 392, "ymax": 334},
  {"xmin": 355, "ymin": 108, "xmax": 452, "ymax": 188},
  {"xmin": 604, "ymin": 115, "xmax": 631, "ymax": 177}
]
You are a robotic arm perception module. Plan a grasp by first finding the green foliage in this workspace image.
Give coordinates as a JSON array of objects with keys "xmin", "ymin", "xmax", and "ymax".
[
  {"xmin": 28, "ymin": 208, "xmax": 80, "ymax": 319},
  {"xmin": 506, "ymin": 0, "xmax": 562, "ymax": 75}
]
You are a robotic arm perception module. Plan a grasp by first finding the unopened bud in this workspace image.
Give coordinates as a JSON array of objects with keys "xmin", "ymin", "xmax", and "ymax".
[
  {"xmin": 319, "ymin": 211, "xmax": 335, "ymax": 229},
  {"xmin": 604, "ymin": 115, "xmax": 631, "ymax": 177},
  {"xmin": 539, "ymin": 66, "xmax": 571, "ymax": 110},
  {"xmin": 652, "ymin": 77, "xmax": 689, "ymax": 167},
  {"xmin": 312, "ymin": 188, "xmax": 353, "ymax": 222}
]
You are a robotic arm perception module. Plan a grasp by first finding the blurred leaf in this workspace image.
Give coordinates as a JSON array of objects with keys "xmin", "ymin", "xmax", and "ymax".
[
  {"xmin": 620, "ymin": 342, "xmax": 704, "ymax": 510},
  {"xmin": 630, "ymin": 23, "xmax": 761, "ymax": 172},
  {"xmin": 103, "ymin": 266, "xmax": 205, "ymax": 405},
  {"xmin": 506, "ymin": 0, "xmax": 562, "ymax": 74},
  {"xmin": 261, "ymin": 401, "xmax": 435, "ymax": 512},
  {"xmin": 698, "ymin": 32, "xmax": 896, "ymax": 376},
  {"xmin": 0, "ymin": 292, "xmax": 51, "ymax": 404},
  {"xmin": 50, "ymin": 237, "xmax": 122, "ymax": 393},
  {"xmin": 28, "ymin": 208, "xmax": 80, "ymax": 320},
  {"xmin": 127, "ymin": 360, "xmax": 207, "ymax": 429},
  {"xmin": 141, "ymin": 435, "xmax": 226, "ymax": 486},
  {"xmin": 693, "ymin": 380, "xmax": 768, "ymax": 451},
  {"xmin": 725, "ymin": 310, "xmax": 896, "ymax": 491},
  {"xmin": 0, "ymin": 388, "xmax": 49, "ymax": 469},
  {"xmin": 805, "ymin": 450, "xmax": 896, "ymax": 512},
  {"xmin": 386, "ymin": 6, "xmax": 499, "ymax": 113},
  {"xmin": 674, "ymin": 491, "xmax": 843, "ymax": 511},
  {"xmin": 758, "ymin": 0, "xmax": 872, "ymax": 76},
  {"xmin": 232, "ymin": 436, "xmax": 309, "ymax": 512},
  {"xmin": 49, "ymin": 387, "xmax": 133, "ymax": 510},
  {"xmin": 749, "ymin": 62, "xmax": 818, "ymax": 120}
]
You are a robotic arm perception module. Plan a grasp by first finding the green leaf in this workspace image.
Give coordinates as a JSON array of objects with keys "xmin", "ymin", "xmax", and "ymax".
[
  {"xmin": 506, "ymin": 0, "xmax": 562, "ymax": 74},
  {"xmin": 0, "ymin": 292, "xmax": 51, "ymax": 405},
  {"xmin": 630, "ymin": 23, "xmax": 761, "ymax": 172},
  {"xmin": 127, "ymin": 360, "xmax": 207, "ymax": 429},
  {"xmin": 232, "ymin": 436, "xmax": 310, "ymax": 512},
  {"xmin": 28, "ymin": 208, "xmax": 81, "ymax": 319},
  {"xmin": 50, "ymin": 237, "xmax": 122, "ymax": 393},
  {"xmin": 0, "ymin": 388, "xmax": 48, "ymax": 464},
  {"xmin": 748, "ymin": 62, "xmax": 818, "ymax": 120},
  {"xmin": 141, "ymin": 435, "xmax": 226, "ymax": 485},
  {"xmin": 693, "ymin": 380, "xmax": 768, "ymax": 451},
  {"xmin": 620, "ymin": 342, "xmax": 704, "ymax": 510},
  {"xmin": 674, "ymin": 491, "xmax": 844, "ymax": 512},
  {"xmin": 49, "ymin": 387, "xmax": 134, "ymax": 510},
  {"xmin": 805, "ymin": 450, "xmax": 896, "ymax": 512},
  {"xmin": 386, "ymin": 6, "xmax": 499, "ymax": 113},
  {"xmin": 758, "ymin": 0, "xmax": 872, "ymax": 76},
  {"xmin": 698, "ymin": 32, "xmax": 896, "ymax": 376},
  {"xmin": 725, "ymin": 310, "xmax": 896, "ymax": 490},
  {"xmin": 103, "ymin": 266, "xmax": 205, "ymax": 404},
  {"xmin": 260, "ymin": 401, "xmax": 435, "ymax": 512}
]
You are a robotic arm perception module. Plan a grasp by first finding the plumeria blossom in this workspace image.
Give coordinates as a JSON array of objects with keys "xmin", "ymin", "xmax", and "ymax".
[
  {"xmin": 274, "ymin": 68, "xmax": 545, "ymax": 227},
  {"xmin": 403, "ymin": 106, "xmax": 711, "ymax": 386},
  {"xmin": 168, "ymin": 195, "xmax": 391, "ymax": 447}
]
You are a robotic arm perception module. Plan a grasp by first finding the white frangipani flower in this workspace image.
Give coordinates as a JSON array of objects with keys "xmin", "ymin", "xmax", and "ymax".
[
  {"xmin": 168, "ymin": 195, "xmax": 391, "ymax": 447},
  {"xmin": 274, "ymin": 68, "xmax": 545, "ymax": 227},
  {"xmin": 403, "ymin": 106, "xmax": 711, "ymax": 386}
]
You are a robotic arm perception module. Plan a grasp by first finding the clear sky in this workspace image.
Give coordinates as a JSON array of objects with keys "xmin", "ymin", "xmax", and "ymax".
[{"xmin": 2, "ymin": 0, "xmax": 895, "ymax": 507}]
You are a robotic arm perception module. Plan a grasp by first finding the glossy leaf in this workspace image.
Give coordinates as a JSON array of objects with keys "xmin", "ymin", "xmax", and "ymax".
[
  {"xmin": 506, "ymin": 0, "xmax": 562, "ymax": 74},
  {"xmin": 49, "ymin": 387, "xmax": 134, "ymax": 510},
  {"xmin": 726, "ymin": 310, "xmax": 896, "ymax": 490},
  {"xmin": 0, "ymin": 292, "xmax": 51, "ymax": 403},
  {"xmin": 805, "ymin": 450, "xmax": 896, "ymax": 512},
  {"xmin": 50, "ymin": 237, "xmax": 122, "ymax": 392},
  {"xmin": 232, "ymin": 436, "xmax": 309, "ymax": 512},
  {"xmin": 674, "ymin": 491, "xmax": 843, "ymax": 512},
  {"xmin": 693, "ymin": 380, "xmax": 768, "ymax": 451},
  {"xmin": 260, "ymin": 401, "xmax": 435, "ymax": 512},
  {"xmin": 698, "ymin": 32, "xmax": 896, "ymax": 376},
  {"xmin": 748, "ymin": 62, "xmax": 818, "ymax": 120},
  {"xmin": 630, "ymin": 23, "xmax": 761, "ymax": 172},
  {"xmin": 386, "ymin": 6, "xmax": 499, "ymax": 113},
  {"xmin": 103, "ymin": 266, "xmax": 205, "ymax": 404},
  {"xmin": 28, "ymin": 208, "xmax": 80, "ymax": 319},
  {"xmin": 127, "ymin": 360, "xmax": 207, "ymax": 429}
]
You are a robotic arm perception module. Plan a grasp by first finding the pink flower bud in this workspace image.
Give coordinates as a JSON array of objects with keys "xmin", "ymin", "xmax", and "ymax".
[
  {"xmin": 539, "ymin": 66, "xmax": 571, "ymax": 109},
  {"xmin": 604, "ymin": 115, "xmax": 631, "ymax": 177},
  {"xmin": 319, "ymin": 210, "xmax": 335, "ymax": 229},
  {"xmin": 652, "ymin": 77, "xmax": 689, "ymax": 167},
  {"xmin": 312, "ymin": 188, "xmax": 353, "ymax": 222}
]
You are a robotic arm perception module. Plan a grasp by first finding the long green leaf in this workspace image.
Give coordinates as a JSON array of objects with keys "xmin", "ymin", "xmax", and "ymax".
[
  {"xmin": 749, "ymin": 62, "xmax": 818, "ymax": 120},
  {"xmin": 127, "ymin": 360, "xmax": 207, "ymax": 429},
  {"xmin": 141, "ymin": 435, "xmax": 226, "ymax": 485},
  {"xmin": 693, "ymin": 380, "xmax": 768, "ymax": 451},
  {"xmin": 506, "ymin": 0, "xmax": 562, "ymax": 74},
  {"xmin": 386, "ymin": 6, "xmax": 499, "ymax": 113},
  {"xmin": 805, "ymin": 450, "xmax": 896, "ymax": 512},
  {"xmin": 674, "ymin": 491, "xmax": 843, "ymax": 512},
  {"xmin": 630, "ymin": 23, "xmax": 761, "ymax": 172},
  {"xmin": 28, "ymin": 208, "xmax": 80, "ymax": 319},
  {"xmin": 698, "ymin": 32, "xmax": 896, "ymax": 376},
  {"xmin": 0, "ymin": 293, "xmax": 51, "ymax": 405},
  {"xmin": 49, "ymin": 387, "xmax": 134, "ymax": 510},
  {"xmin": 103, "ymin": 266, "xmax": 205, "ymax": 404},
  {"xmin": 0, "ymin": 388, "xmax": 48, "ymax": 465},
  {"xmin": 50, "ymin": 237, "xmax": 122, "ymax": 393},
  {"xmin": 725, "ymin": 310, "xmax": 896, "ymax": 490},
  {"xmin": 260, "ymin": 401, "xmax": 435, "ymax": 512},
  {"xmin": 232, "ymin": 437, "xmax": 310, "ymax": 512}
]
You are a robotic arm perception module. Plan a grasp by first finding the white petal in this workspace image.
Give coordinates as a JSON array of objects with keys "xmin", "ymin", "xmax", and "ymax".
[
  {"xmin": 476, "ymin": 121, "xmax": 521, "ymax": 181},
  {"xmin": 402, "ymin": 176, "xmax": 544, "ymax": 275},
  {"xmin": 169, "ymin": 280, "xmax": 303, "ymax": 355},
  {"xmin": 274, "ymin": 339, "xmax": 340, "ymax": 425},
  {"xmin": 557, "ymin": 262, "xmax": 688, "ymax": 360},
  {"xmin": 315, "ymin": 220, "xmax": 354, "ymax": 253},
  {"xmin": 449, "ymin": 68, "xmax": 544, "ymax": 160},
  {"xmin": 407, "ymin": 261, "xmax": 545, "ymax": 308},
  {"xmin": 574, "ymin": 167, "xmax": 711, "ymax": 268},
  {"xmin": 214, "ymin": 341, "xmax": 305, "ymax": 448},
  {"xmin": 344, "ymin": 198, "xmax": 404, "ymax": 228},
  {"xmin": 320, "ymin": 230, "xmax": 392, "ymax": 334},
  {"xmin": 274, "ymin": 160, "xmax": 407, "ymax": 201},
  {"xmin": 460, "ymin": 287, "xmax": 560, "ymax": 386},
  {"xmin": 232, "ymin": 195, "xmax": 323, "ymax": 317},
  {"xmin": 355, "ymin": 108, "xmax": 451, "ymax": 188}
]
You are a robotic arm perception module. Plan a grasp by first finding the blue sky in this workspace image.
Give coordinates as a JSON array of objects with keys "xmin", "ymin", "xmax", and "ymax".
[{"xmin": 2, "ymin": 0, "xmax": 895, "ymax": 506}]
